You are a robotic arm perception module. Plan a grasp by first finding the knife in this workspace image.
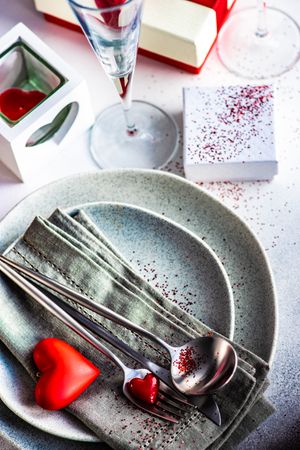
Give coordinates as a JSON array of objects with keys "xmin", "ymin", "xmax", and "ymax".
[
  {"xmin": 0, "ymin": 255, "xmax": 221, "ymax": 426},
  {"xmin": 189, "ymin": 395, "xmax": 221, "ymax": 426}
]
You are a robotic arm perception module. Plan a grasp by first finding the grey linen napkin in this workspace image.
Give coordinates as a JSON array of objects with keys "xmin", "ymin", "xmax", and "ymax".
[{"xmin": 0, "ymin": 208, "xmax": 274, "ymax": 449}]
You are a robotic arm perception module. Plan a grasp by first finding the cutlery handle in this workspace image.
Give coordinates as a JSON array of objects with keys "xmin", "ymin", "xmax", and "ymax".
[
  {"xmin": 54, "ymin": 295, "xmax": 176, "ymax": 389},
  {"xmin": 0, "ymin": 256, "xmax": 172, "ymax": 352},
  {"xmin": 0, "ymin": 258, "xmax": 221, "ymax": 425},
  {"xmin": 0, "ymin": 261, "xmax": 127, "ymax": 371}
]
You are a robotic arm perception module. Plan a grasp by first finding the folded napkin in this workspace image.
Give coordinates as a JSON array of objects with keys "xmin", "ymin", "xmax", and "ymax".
[{"xmin": 0, "ymin": 207, "xmax": 274, "ymax": 449}]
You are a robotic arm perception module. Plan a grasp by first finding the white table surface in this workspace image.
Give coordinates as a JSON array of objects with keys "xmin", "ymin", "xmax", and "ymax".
[{"xmin": 0, "ymin": 0, "xmax": 299, "ymax": 449}]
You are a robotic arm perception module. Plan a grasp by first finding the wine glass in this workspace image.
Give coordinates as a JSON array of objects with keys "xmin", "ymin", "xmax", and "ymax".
[
  {"xmin": 217, "ymin": 1, "xmax": 300, "ymax": 79},
  {"xmin": 68, "ymin": 0, "xmax": 178, "ymax": 169}
]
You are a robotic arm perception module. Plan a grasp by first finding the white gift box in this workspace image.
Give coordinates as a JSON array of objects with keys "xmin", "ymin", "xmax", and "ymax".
[
  {"xmin": 183, "ymin": 85, "xmax": 278, "ymax": 182},
  {"xmin": 0, "ymin": 23, "xmax": 94, "ymax": 181}
]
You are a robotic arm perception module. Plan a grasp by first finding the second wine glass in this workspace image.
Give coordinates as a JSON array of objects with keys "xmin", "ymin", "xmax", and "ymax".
[
  {"xmin": 217, "ymin": 1, "xmax": 300, "ymax": 80},
  {"xmin": 68, "ymin": 0, "xmax": 178, "ymax": 169}
]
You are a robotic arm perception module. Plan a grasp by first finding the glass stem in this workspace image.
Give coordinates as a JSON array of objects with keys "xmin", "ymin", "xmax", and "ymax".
[
  {"xmin": 114, "ymin": 72, "xmax": 137, "ymax": 136},
  {"xmin": 256, "ymin": 0, "xmax": 268, "ymax": 38}
]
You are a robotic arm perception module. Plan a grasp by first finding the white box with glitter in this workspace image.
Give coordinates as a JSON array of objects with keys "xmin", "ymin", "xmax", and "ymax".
[
  {"xmin": 0, "ymin": 23, "xmax": 94, "ymax": 181},
  {"xmin": 183, "ymin": 85, "xmax": 278, "ymax": 182}
]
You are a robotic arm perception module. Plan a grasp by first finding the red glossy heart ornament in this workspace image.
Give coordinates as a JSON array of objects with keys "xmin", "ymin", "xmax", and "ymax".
[
  {"xmin": 33, "ymin": 338, "xmax": 100, "ymax": 410},
  {"xmin": 0, "ymin": 88, "xmax": 46, "ymax": 121},
  {"xmin": 128, "ymin": 373, "xmax": 159, "ymax": 405}
]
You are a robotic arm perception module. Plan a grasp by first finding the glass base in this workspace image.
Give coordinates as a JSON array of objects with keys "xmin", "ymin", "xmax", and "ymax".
[
  {"xmin": 217, "ymin": 7, "xmax": 300, "ymax": 80},
  {"xmin": 90, "ymin": 100, "xmax": 178, "ymax": 169}
]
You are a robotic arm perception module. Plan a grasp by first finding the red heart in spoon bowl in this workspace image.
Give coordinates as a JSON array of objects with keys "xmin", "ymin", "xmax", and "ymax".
[
  {"xmin": 128, "ymin": 373, "xmax": 159, "ymax": 405},
  {"xmin": 0, "ymin": 88, "xmax": 46, "ymax": 122},
  {"xmin": 33, "ymin": 338, "xmax": 100, "ymax": 410}
]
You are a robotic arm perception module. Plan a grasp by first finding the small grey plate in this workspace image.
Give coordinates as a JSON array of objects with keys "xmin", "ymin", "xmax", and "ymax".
[
  {"xmin": 68, "ymin": 201, "xmax": 234, "ymax": 337},
  {"xmin": 0, "ymin": 169, "xmax": 277, "ymax": 442}
]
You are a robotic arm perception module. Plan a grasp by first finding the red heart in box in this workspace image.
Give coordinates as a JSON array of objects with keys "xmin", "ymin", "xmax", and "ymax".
[
  {"xmin": 0, "ymin": 88, "xmax": 46, "ymax": 122},
  {"xmin": 33, "ymin": 338, "xmax": 100, "ymax": 410}
]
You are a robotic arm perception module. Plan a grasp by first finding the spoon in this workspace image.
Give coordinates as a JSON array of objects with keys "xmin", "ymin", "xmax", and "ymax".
[
  {"xmin": 0, "ymin": 260, "xmax": 187, "ymax": 423},
  {"xmin": 0, "ymin": 255, "xmax": 238, "ymax": 396},
  {"xmin": 55, "ymin": 297, "xmax": 223, "ymax": 424},
  {"xmin": 170, "ymin": 336, "xmax": 237, "ymax": 395}
]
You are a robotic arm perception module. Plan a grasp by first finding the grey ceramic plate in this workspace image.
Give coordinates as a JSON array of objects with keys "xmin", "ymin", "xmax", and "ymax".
[
  {"xmin": 68, "ymin": 202, "xmax": 234, "ymax": 336},
  {"xmin": 0, "ymin": 201, "xmax": 233, "ymax": 442},
  {"xmin": 0, "ymin": 169, "xmax": 277, "ymax": 442}
]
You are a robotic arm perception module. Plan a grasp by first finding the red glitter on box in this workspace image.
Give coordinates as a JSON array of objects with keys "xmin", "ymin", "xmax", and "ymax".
[{"xmin": 185, "ymin": 85, "xmax": 274, "ymax": 164}]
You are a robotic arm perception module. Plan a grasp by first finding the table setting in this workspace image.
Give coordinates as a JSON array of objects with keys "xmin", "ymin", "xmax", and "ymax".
[{"xmin": 0, "ymin": 1, "xmax": 299, "ymax": 449}]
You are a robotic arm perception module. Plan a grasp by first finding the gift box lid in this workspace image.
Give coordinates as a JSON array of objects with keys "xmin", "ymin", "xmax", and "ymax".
[{"xmin": 183, "ymin": 84, "xmax": 278, "ymax": 182}]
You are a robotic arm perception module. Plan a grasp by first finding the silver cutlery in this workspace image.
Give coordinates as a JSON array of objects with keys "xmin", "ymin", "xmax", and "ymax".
[
  {"xmin": 0, "ymin": 257, "xmax": 221, "ymax": 426},
  {"xmin": 48, "ymin": 294, "xmax": 221, "ymax": 425},
  {"xmin": 0, "ymin": 255, "xmax": 237, "ymax": 398},
  {"xmin": 0, "ymin": 259, "xmax": 191, "ymax": 423}
]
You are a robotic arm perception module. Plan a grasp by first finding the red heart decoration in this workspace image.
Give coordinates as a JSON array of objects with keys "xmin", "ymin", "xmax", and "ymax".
[
  {"xmin": 0, "ymin": 88, "xmax": 46, "ymax": 122},
  {"xmin": 33, "ymin": 338, "xmax": 100, "ymax": 410},
  {"xmin": 128, "ymin": 373, "xmax": 159, "ymax": 405}
]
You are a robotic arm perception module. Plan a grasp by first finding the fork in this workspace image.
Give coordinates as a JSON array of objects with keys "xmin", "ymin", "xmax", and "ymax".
[
  {"xmin": 0, "ymin": 254, "xmax": 222, "ymax": 425},
  {"xmin": 0, "ymin": 260, "xmax": 193, "ymax": 423},
  {"xmin": 0, "ymin": 255, "xmax": 236, "ymax": 399}
]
